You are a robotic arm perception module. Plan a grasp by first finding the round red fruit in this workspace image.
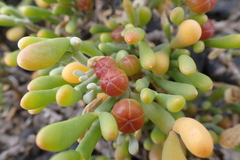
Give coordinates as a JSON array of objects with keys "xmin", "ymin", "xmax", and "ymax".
[
  {"xmin": 111, "ymin": 99, "xmax": 145, "ymax": 133},
  {"xmin": 100, "ymin": 68, "xmax": 129, "ymax": 97},
  {"xmin": 111, "ymin": 26, "xmax": 124, "ymax": 42},
  {"xmin": 186, "ymin": 0, "xmax": 217, "ymax": 13},
  {"xmin": 94, "ymin": 57, "xmax": 118, "ymax": 79},
  {"xmin": 200, "ymin": 19, "xmax": 215, "ymax": 40},
  {"xmin": 77, "ymin": 0, "xmax": 93, "ymax": 11}
]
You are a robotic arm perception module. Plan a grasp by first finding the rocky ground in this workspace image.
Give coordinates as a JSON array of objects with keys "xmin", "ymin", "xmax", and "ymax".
[{"xmin": 1, "ymin": 0, "xmax": 240, "ymax": 160}]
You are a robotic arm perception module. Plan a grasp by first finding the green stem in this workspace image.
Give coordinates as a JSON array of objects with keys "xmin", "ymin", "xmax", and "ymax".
[
  {"xmin": 20, "ymin": 19, "xmax": 41, "ymax": 32},
  {"xmin": 153, "ymin": 76, "xmax": 198, "ymax": 101},
  {"xmin": 131, "ymin": 92, "xmax": 175, "ymax": 134},
  {"xmin": 153, "ymin": 43, "xmax": 168, "ymax": 52},
  {"xmin": 72, "ymin": 52, "xmax": 88, "ymax": 67},
  {"xmin": 203, "ymin": 122, "xmax": 225, "ymax": 135},
  {"xmin": 74, "ymin": 75, "xmax": 98, "ymax": 93},
  {"xmin": 94, "ymin": 96, "xmax": 118, "ymax": 113},
  {"xmin": 207, "ymin": 84, "xmax": 229, "ymax": 104},
  {"xmin": 45, "ymin": 16, "xmax": 62, "ymax": 24},
  {"xmin": 167, "ymin": 69, "xmax": 192, "ymax": 84},
  {"xmin": 135, "ymin": 75, "xmax": 152, "ymax": 92},
  {"xmin": 75, "ymin": 121, "xmax": 102, "ymax": 160}
]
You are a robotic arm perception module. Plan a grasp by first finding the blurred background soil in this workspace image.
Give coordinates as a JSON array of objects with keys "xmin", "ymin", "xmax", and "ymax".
[{"xmin": 1, "ymin": 0, "xmax": 240, "ymax": 160}]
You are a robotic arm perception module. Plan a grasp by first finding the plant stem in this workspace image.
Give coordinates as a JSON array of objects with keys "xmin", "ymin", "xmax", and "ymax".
[
  {"xmin": 75, "ymin": 121, "xmax": 102, "ymax": 160},
  {"xmin": 72, "ymin": 51, "xmax": 88, "ymax": 66},
  {"xmin": 203, "ymin": 122, "xmax": 225, "ymax": 135},
  {"xmin": 74, "ymin": 75, "xmax": 98, "ymax": 93},
  {"xmin": 94, "ymin": 96, "xmax": 118, "ymax": 113}
]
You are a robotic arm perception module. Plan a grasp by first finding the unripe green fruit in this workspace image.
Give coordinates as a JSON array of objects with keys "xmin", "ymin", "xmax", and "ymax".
[
  {"xmin": 178, "ymin": 54, "xmax": 197, "ymax": 75},
  {"xmin": 153, "ymin": 77, "xmax": 198, "ymax": 101},
  {"xmin": 209, "ymin": 130, "xmax": 219, "ymax": 144},
  {"xmin": 151, "ymin": 51, "xmax": 170, "ymax": 75},
  {"xmin": 98, "ymin": 42, "xmax": 127, "ymax": 54},
  {"xmin": 185, "ymin": 71, "xmax": 213, "ymax": 91},
  {"xmin": 52, "ymin": 3, "xmax": 73, "ymax": 16},
  {"xmin": 188, "ymin": 13, "xmax": 208, "ymax": 25},
  {"xmin": 0, "ymin": 15, "xmax": 19, "ymax": 26},
  {"xmin": 123, "ymin": 0, "xmax": 135, "ymax": 25},
  {"xmin": 140, "ymin": 88, "xmax": 156, "ymax": 104},
  {"xmin": 98, "ymin": 112, "xmax": 118, "ymax": 141},
  {"xmin": 133, "ymin": 94, "xmax": 175, "ymax": 134},
  {"xmin": 28, "ymin": 106, "xmax": 46, "ymax": 115},
  {"xmin": 3, "ymin": 50, "xmax": 19, "ymax": 67},
  {"xmin": 21, "ymin": 88, "xmax": 58, "ymax": 110},
  {"xmin": 18, "ymin": 36, "xmax": 49, "ymax": 50},
  {"xmin": 0, "ymin": 6, "xmax": 25, "ymax": 18},
  {"xmin": 204, "ymin": 34, "xmax": 240, "ymax": 49},
  {"xmin": 148, "ymin": 0, "xmax": 163, "ymax": 9},
  {"xmin": 136, "ymin": 6, "xmax": 152, "ymax": 27},
  {"xmin": 37, "ymin": 29, "xmax": 58, "ymax": 38},
  {"xmin": 27, "ymin": 75, "xmax": 71, "ymax": 91},
  {"xmin": 193, "ymin": 40, "xmax": 205, "ymax": 53},
  {"xmin": 143, "ymin": 137, "xmax": 154, "ymax": 150},
  {"xmin": 50, "ymin": 150, "xmax": 80, "ymax": 160},
  {"xmin": 49, "ymin": 66, "xmax": 65, "ymax": 75},
  {"xmin": 19, "ymin": 5, "xmax": 52, "ymax": 17},
  {"xmin": 135, "ymin": 76, "xmax": 151, "ymax": 92},
  {"xmin": 36, "ymin": 112, "xmax": 98, "ymax": 152},
  {"xmin": 155, "ymin": 93, "xmax": 186, "ymax": 113},
  {"xmin": 138, "ymin": 41, "xmax": 157, "ymax": 70},
  {"xmin": 150, "ymin": 126, "xmax": 166, "ymax": 144},
  {"xmin": 100, "ymin": 33, "xmax": 113, "ymax": 43},
  {"xmin": 89, "ymin": 24, "xmax": 112, "ymax": 34},
  {"xmin": 56, "ymin": 84, "xmax": 82, "ymax": 107},
  {"xmin": 17, "ymin": 38, "xmax": 70, "ymax": 70},
  {"xmin": 171, "ymin": 49, "xmax": 191, "ymax": 59},
  {"xmin": 114, "ymin": 141, "xmax": 130, "ymax": 160},
  {"xmin": 80, "ymin": 41, "xmax": 104, "ymax": 57},
  {"xmin": 65, "ymin": 16, "xmax": 77, "ymax": 33},
  {"xmin": 105, "ymin": 19, "xmax": 118, "ymax": 29},
  {"xmin": 170, "ymin": 6, "xmax": 185, "ymax": 25}
]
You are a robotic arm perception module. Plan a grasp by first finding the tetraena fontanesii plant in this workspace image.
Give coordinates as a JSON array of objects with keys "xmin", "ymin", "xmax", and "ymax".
[{"xmin": 1, "ymin": 0, "xmax": 240, "ymax": 159}]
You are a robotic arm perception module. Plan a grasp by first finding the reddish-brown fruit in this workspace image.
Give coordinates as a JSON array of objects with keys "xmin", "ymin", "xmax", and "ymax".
[
  {"xmin": 111, "ymin": 99, "xmax": 145, "ymax": 133},
  {"xmin": 185, "ymin": 103, "xmax": 198, "ymax": 117},
  {"xmin": 119, "ymin": 55, "xmax": 141, "ymax": 76},
  {"xmin": 217, "ymin": 117, "xmax": 232, "ymax": 129},
  {"xmin": 94, "ymin": 57, "xmax": 118, "ymax": 79},
  {"xmin": 100, "ymin": 68, "xmax": 129, "ymax": 97},
  {"xmin": 111, "ymin": 27, "xmax": 124, "ymax": 42},
  {"xmin": 200, "ymin": 19, "xmax": 215, "ymax": 40},
  {"xmin": 77, "ymin": 0, "xmax": 93, "ymax": 11},
  {"xmin": 186, "ymin": 0, "xmax": 217, "ymax": 13}
]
